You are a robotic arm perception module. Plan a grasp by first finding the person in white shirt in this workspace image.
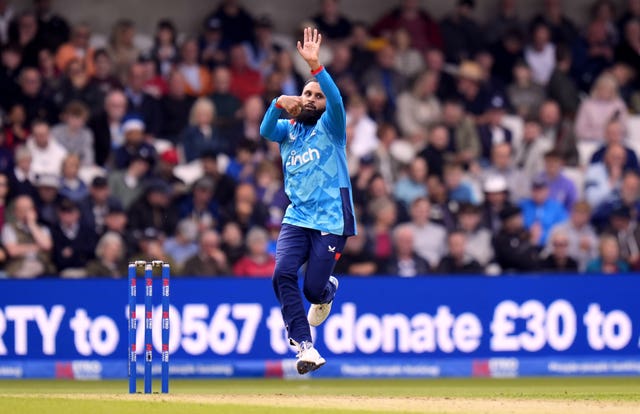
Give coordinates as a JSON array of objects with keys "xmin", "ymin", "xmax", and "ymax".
[
  {"xmin": 26, "ymin": 119, "xmax": 68, "ymax": 179},
  {"xmin": 524, "ymin": 23, "xmax": 556, "ymax": 85}
]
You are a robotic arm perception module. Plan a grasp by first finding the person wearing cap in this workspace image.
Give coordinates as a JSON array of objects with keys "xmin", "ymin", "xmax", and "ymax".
[
  {"xmin": 545, "ymin": 201, "xmax": 598, "ymax": 272},
  {"xmin": 480, "ymin": 173, "xmax": 513, "ymax": 232},
  {"xmin": 198, "ymin": 17, "xmax": 227, "ymax": 70},
  {"xmin": 33, "ymin": 172, "xmax": 62, "ymax": 228},
  {"xmin": 457, "ymin": 202, "xmax": 494, "ymax": 268},
  {"xmin": 477, "ymin": 94, "xmax": 513, "ymax": 163},
  {"xmin": 179, "ymin": 175, "xmax": 220, "ymax": 232},
  {"xmin": 128, "ymin": 178, "xmax": 178, "ymax": 237},
  {"xmin": 454, "ymin": 60, "xmax": 490, "ymax": 117},
  {"xmin": 518, "ymin": 176, "xmax": 568, "ymax": 246},
  {"xmin": 50, "ymin": 197, "xmax": 96, "ymax": 277},
  {"xmin": 107, "ymin": 150, "xmax": 151, "ymax": 209},
  {"xmin": 26, "ymin": 119, "xmax": 68, "ymax": 179},
  {"xmin": 112, "ymin": 115, "xmax": 157, "ymax": 170},
  {"xmin": 606, "ymin": 204, "xmax": 640, "ymax": 269},
  {"xmin": 79, "ymin": 175, "xmax": 123, "ymax": 236},
  {"xmin": 259, "ymin": 28, "xmax": 356, "ymax": 374},
  {"xmin": 492, "ymin": 204, "xmax": 542, "ymax": 272}
]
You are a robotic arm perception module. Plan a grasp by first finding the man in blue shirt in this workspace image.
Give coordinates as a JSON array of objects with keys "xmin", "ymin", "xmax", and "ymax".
[{"xmin": 260, "ymin": 28, "xmax": 356, "ymax": 375}]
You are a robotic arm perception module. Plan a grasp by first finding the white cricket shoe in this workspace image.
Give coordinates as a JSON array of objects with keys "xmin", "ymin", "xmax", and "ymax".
[
  {"xmin": 307, "ymin": 276, "xmax": 339, "ymax": 327},
  {"xmin": 295, "ymin": 340, "xmax": 326, "ymax": 375}
]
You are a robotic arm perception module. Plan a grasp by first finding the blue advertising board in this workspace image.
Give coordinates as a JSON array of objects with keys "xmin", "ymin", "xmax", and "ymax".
[{"xmin": 0, "ymin": 275, "xmax": 639, "ymax": 379}]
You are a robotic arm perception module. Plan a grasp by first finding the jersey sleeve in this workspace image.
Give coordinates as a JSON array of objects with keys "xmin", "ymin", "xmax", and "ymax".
[
  {"xmin": 260, "ymin": 98, "xmax": 289, "ymax": 143},
  {"xmin": 313, "ymin": 66, "xmax": 346, "ymax": 145}
]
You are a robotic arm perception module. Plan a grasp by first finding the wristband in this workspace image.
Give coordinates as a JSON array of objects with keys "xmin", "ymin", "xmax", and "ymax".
[
  {"xmin": 310, "ymin": 66, "xmax": 324, "ymax": 76},
  {"xmin": 275, "ymin": 96, "xmax": 284, "ymax": 109}
]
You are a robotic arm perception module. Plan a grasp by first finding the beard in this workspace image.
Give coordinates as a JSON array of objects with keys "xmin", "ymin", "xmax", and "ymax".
[{"xmin": 295, "ymin": 108, "xmax": 324, "ymax": 126}]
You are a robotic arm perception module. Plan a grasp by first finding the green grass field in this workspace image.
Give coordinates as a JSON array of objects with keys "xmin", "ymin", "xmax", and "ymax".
[{"xmin": 1, "ymin": 377, "xmax": 639, "ymax": 414}]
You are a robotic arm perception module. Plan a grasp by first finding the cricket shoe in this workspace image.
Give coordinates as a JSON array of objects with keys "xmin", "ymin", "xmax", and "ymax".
[
  {"xmin": 293, "ymin": 340, "xmax": 326, "ymax": 375},
  {"xmin": 307, "ymin": 276, "xmax": 339, "ymax": 327}
]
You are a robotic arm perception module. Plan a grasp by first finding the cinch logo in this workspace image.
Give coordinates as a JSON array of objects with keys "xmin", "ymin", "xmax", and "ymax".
[{"xmin": 285, "ymin": 148, "xmax": 320, "ymax": 167}]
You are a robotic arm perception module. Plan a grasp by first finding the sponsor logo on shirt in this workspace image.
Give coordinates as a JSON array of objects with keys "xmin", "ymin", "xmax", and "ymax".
[{"xmin": 285, "ymin": 148, "xmax": 320, "ymax": 167}]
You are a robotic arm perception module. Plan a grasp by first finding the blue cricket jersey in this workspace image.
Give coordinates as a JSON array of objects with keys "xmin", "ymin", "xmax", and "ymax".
[{"xmin": 259, "ymin": 67, "xmax": 357, "ymax": 236}]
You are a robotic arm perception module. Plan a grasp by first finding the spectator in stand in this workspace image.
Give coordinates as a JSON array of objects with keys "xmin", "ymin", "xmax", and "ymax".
[
  {"xmin": 33, "ymin": 0, "xmax": 70, "ymax": 52},
  {"xmin": 205, "ymin": 0, "xmax": 255, "ymax": 46},
  {"xmin": 177, "ymin": 37, "xmax": 213, "ymax": 98},
  {"xmin": 8, "ymin": 11, "xmax": 42, "ymax": 67},
  {"xmin": 200, "ymin": 150, "xmax": 237, "ymax": 205},
  {"xmin": 311, "ymin": 0, "xmax": 352, "ymax": 41},
  {"xmin": 574, "ymin": 73, "xmax": 628, "ymax": 143},
  {"xmin": 480, "ymin": 174, "xmax": 513, "ymax": 233},
  {"xmin": 33, "ymin": 173, "xmax": 61, "ymax": 228},
  {"xmin": 439, "ymin": 0, "xmax": 484, "ymax": 64},
  {"xmin": 396, "ymin": 70, "xmax": 441, "ymax": 138},
  {"xmin": 490, "ymin": 28, "xmax": 525, "ymax": 86},
  {"xmin": 107, "ymin": 19, "xmax": 140, "ymax": 83},
  {"xmin": 345, "ymin": 95, "xmax": 378, "ymax": 160},
  {"xmin": 440, "ymin": 99, "xmax": 480, "ymax": 169},
  {"xmin": 138, "ymin": 53, "xmax": 168, "ymax": 99},
  {"xmin": 536, "ymin": 149, "xmax": 577, "ymax": 212},
  {"xmin": 454, "ymin": 60, "xmax": 490, "ymax": 117},
  {"xmin": 180, "ymin": 97, "xmax": 227, "ymax": 162},
  {"xmin": 181, "ymin": 229, "xmax": 230, "ymax": 276},
  {"xmin": 88, "ymin": 89, "xmax": 128, "ymax": 166},
  {"xmin": 386, "ymin": 223, "xmax": 430, "ymax": 276},
  {"xmin": 159, "ymin": 71, "xmax": 194, "ymax": 143},
  {"xmin": 128, "ymin": 179, "xmax": 178, "ymax": 237},
  {"xmin": 55, "ymin": 22, "xmax": 95, "ymax": 76},
  {"xmin": 59, "ymin": 154, "xmax": 88, "ymax": 203},
  {"xmin": 531, "ymin": 0, "xmax": 578, "ymax": 46},
  {"xmin": 619, "ymin": 0, "xmax": 640, "ymax": 31},
  {"xmin": 130, "ymin": 227, "xmax": 174, "ymax": 265},
  {"xmin": 221, "ymin": 221, "xmax": 245, "ymax": 265},
  {"xmin": 7, "ymin": 146, "xmax": 36, "ymax": 201},
  {"xmin": 243, "ymin": 15, "xmax": 279, "ymax": 77},
  {"xmin": 0, "ymin": 1, "xmax": 14, "ymax": 45},
  {"xmin": 229, "ymin": 43, "xmax": 264, "ymax": 102},
  {"xmin": 233, "ymin": 226, "xmax": 275, "ymax": 277},
  {"xmin": 444, "ymin": 161, "xmax": 476, "ymax": 204},
  {"xmin": 254, "ymin": 158, "xmax": 288, "ymax": 216},
  {"xmin": 362, "ymin": 45, "xmax": 405, "ymax": 108},
  {"xmin": 524, "ymin": 23, "xmax": 556, "ymax": 86},
  {"xmin": 79, "ymin": 175, "xmax": 122, "ymax": 237},
  {"xmin": 538, "ymin": 99, "xmax": 578, "ymax": 166},
  {"xmin": 616, "ymin": 18, "xmax": 640, "ymax": 75},
  {"xmin": 484, "ymin": 0, "xmax": 524, "ymax": 46},
  {"xmin": 150, "ymin": 19, "xmax": 179, "ymax": 78},
  {"xmin": 198, "ymin": 17, "xmax": 227, "ymax": 70},
  {"xmin": 2, "ymin": 194, "xmax": 54, "ymax": 278},
  {"xmin": 108, "ymin": 150, "xmax": 152, "ymax": 209},
  {"xmin": 179, "ymin": 176, "xmax": 220, "ymax": 232},
  {"xmin": 220, "ymin": 182, "xmax": 269, "ymax": 234},
  {"xmin": 590, "ymin": 118, "xmax": 639, "ymax": 172},
  {"xmin": 407, "ymin": 197, "xmax": 446, "ymax": 268},
  {"xmin": 393, "ymin": 157, "xmax": 428, "ymax": 209},
  {"xmin": 163, "ymin": 219, "xmax": 198, "ymax": 270},
  {"xmin": 514, "ymin": 117, "xmax": 553, "ymax": 185},
  {"xmin": 547, "ymin": 45, "xmax": 580, "ymax": 117},
  {"xmin": 12, "ymin": 67, "xmax": 57, "ymax": 125},
  {"xmin": 571, "ymin": 20, "xmax": 615, "ymax": 93},
  {"xmin": 436, "ymin": 230, "xmax": 483, "ymax": 274},
  {"xmin": 591, "ymin": 0, "xmax": 619, "ymax": 44},
  {"xmin": 37, "ymin": 48, "xmax": 60, "ymax": 99},
  {"xmin": 418, "ymin": 123, "xmax": 455, "ymax": 179},
  {"xmin": 456, "ymin": 202, "xmax": 494, "ymax": 268},
  {"xmin": 507, "ymin": 60, "xmax": 546, "ymax": 119},
  {"xmin": 519, "ymin": 176, "xmax": 569, "ymax": 247},
  {"xmin": 124, "ymin": 63, "xmax": 162, "ymax": 137},
  {"xmin": 332, "ymin": 225, "xmax": 378, "ymax": 276},
  {"xmin": 483, "ymin": 142, "xmax": 529, "ymax": 203},
  {"xmin": 586, "ymin": 234, "xmax": 629, "ymax": 273},
  {"xmin": 427, "ymin": 175, "xmax": 456, "ymax": 230},
  {"xmin": 113, "ymin": 116, "xmax": 156, "ymax": 170},
  {"xmin": 210, "ymin": 66, "xmax": 242, "ymax": 130},
  {"xmin": 156, "ymin": 148, "xmax": 186, "ymax": 198},
  {"xmin": 392, "ymin": 28, "xmax": 425, "ymax": 80},
  {"xmin": 493, "ymin": 205, "xmax": 541, "ymax": 272},
  {"xmin": 546, "ymin": 201, "xmax": 598, "ymax": 272},
  {"xmin": 349, "ymin": 21, "xmax": 376, "ymax": 79},
  {"xmin": 3, "ymin": 104, "xmax": 29, "ymax": 149},
  {"xmin": 477, "ymin": 95, "xmax": 512, "ymax": 164},
  {"xmin": 585, "ymin": 143, "xmax": 627, "ymax": 209},
  {"xmin": 0, "ymin": 44, "xmax": 23, "ymax": 111},
  {"xmin": 0, "ymin": 173, "xmax": 8, "ymax": 230},
  {"xmin": 366, "ymin": 197, "xmax": 399, "ymax": 269},
  {"xmin": 89, "ymin": 49, "xmax": 123, "ymax": 96},
  {"xmin": 26, "ymin": 119, "xmax": 67, "ymax": 179},
  {"xmin": 364, "ymin": 83, "xmax": 392, "ymax": 125},
  {"xmin": 85, "ymin": 231, "xmax": 127, "ymax": 277},
  {"xmin": 605, "ymin": 205, "xmax": 640, "ymax": 269},
  {"xmin": 56, "ymin": 58, "xmax": 104, "ymax": 116},
  {"xmin": 50, "ymin": 197, "xmax": 96, "ymax": 277},
  {"xmin": 592, "ymin": 170, "xmax": 640, "ymax": 230},
  {"xmin": 224, "ymin": 94, "xmax": 264, "ymax": 145},
  {"xmin": 51, "ymin": 100, "xmax": 95, "ymax": 166},
  {"xmin": 371, "ymin": 0, "xmax": 443, "ymax": 52},
  {"xmin": 541, "ymin": 227, "xmax": 579, "ymax": 272}
]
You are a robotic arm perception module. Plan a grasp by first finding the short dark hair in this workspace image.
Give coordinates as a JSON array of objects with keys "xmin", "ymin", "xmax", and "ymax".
[{"xmin": 304, "ymin": 77, "xmax": 319, "ymax": 86}]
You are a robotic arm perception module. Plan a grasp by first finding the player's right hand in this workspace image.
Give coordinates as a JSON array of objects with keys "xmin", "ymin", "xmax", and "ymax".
[{"xmin": 277, "ymin": 95, "xmax": 303, "ymax": 117}]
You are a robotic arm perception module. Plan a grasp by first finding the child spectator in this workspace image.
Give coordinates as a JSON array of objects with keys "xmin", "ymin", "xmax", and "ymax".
[{"xmin": 51, "ymin": 100, "xmax": 95, "ymax": 166}]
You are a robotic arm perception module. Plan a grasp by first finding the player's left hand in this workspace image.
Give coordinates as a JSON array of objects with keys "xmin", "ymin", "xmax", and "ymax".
[{"xmin": 297, "ymin": 27, "xmax": 322, "ymax": 70}]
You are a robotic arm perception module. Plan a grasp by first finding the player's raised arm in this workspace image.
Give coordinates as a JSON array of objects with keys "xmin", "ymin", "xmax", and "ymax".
[{"xmin": 297, "ymin": 27, "xmax": 345, "ymax": 141}]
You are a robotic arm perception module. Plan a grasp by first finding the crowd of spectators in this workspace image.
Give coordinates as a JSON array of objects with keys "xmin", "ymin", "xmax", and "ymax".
[{"xmin": 1, "ymin": 0, "xmax": 640, "ymax": 278}]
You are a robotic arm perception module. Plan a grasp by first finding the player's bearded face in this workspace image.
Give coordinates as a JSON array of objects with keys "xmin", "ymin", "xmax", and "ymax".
[{"xmin": 297, "ymin": 81, "xmax": 326, "ymax": 125}]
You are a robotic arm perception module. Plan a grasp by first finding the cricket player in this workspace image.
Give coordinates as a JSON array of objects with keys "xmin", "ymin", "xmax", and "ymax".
[{"xmin": 259, "ymin": 27, "xmax": 356, "ymax": 374}]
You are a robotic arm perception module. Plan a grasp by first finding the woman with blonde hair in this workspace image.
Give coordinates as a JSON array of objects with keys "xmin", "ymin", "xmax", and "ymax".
[
  {"xmin": 107, "ymin": 19, "xmax": 140, "ymax": 83},
  {"xmin": 85, "ymin": 231, "xmax": 127, "ymax": 277},
  {"xmin": 180, "ymin": 97, "xmax": 228, "ymax": 162},
  {"xmin": 574, "ymin": 72, "xmax": 628, "ymax": 142}
]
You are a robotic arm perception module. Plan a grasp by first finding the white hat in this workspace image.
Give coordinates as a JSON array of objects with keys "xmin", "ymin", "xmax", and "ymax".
[
  {"xmin": 121, "ymin": 118, "xmax": 145, "ymax": 133},
  {"xmin": 483, "ymin": 174, "xmax": 508, "ymax": 193}
]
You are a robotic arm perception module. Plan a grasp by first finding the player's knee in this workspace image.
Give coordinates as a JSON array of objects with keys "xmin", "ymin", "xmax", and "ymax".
[{"xmin": 303, "ymin": 284, "xmax": 324, "ymax": 304}]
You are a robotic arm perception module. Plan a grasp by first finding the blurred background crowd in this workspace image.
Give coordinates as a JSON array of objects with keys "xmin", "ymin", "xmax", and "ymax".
[{"xmin": 0, "ymin": 0, "xmax": 639, "ymax": 278}]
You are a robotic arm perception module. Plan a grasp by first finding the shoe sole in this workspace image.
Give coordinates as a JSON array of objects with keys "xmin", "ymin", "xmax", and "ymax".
[
  {"xmin": 296, "ymin": 358, "xmax": 326, "ymax": 375},
  {"xmin": 308, "ymin": 302, "xmax": 332, "ymax": 327}
]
